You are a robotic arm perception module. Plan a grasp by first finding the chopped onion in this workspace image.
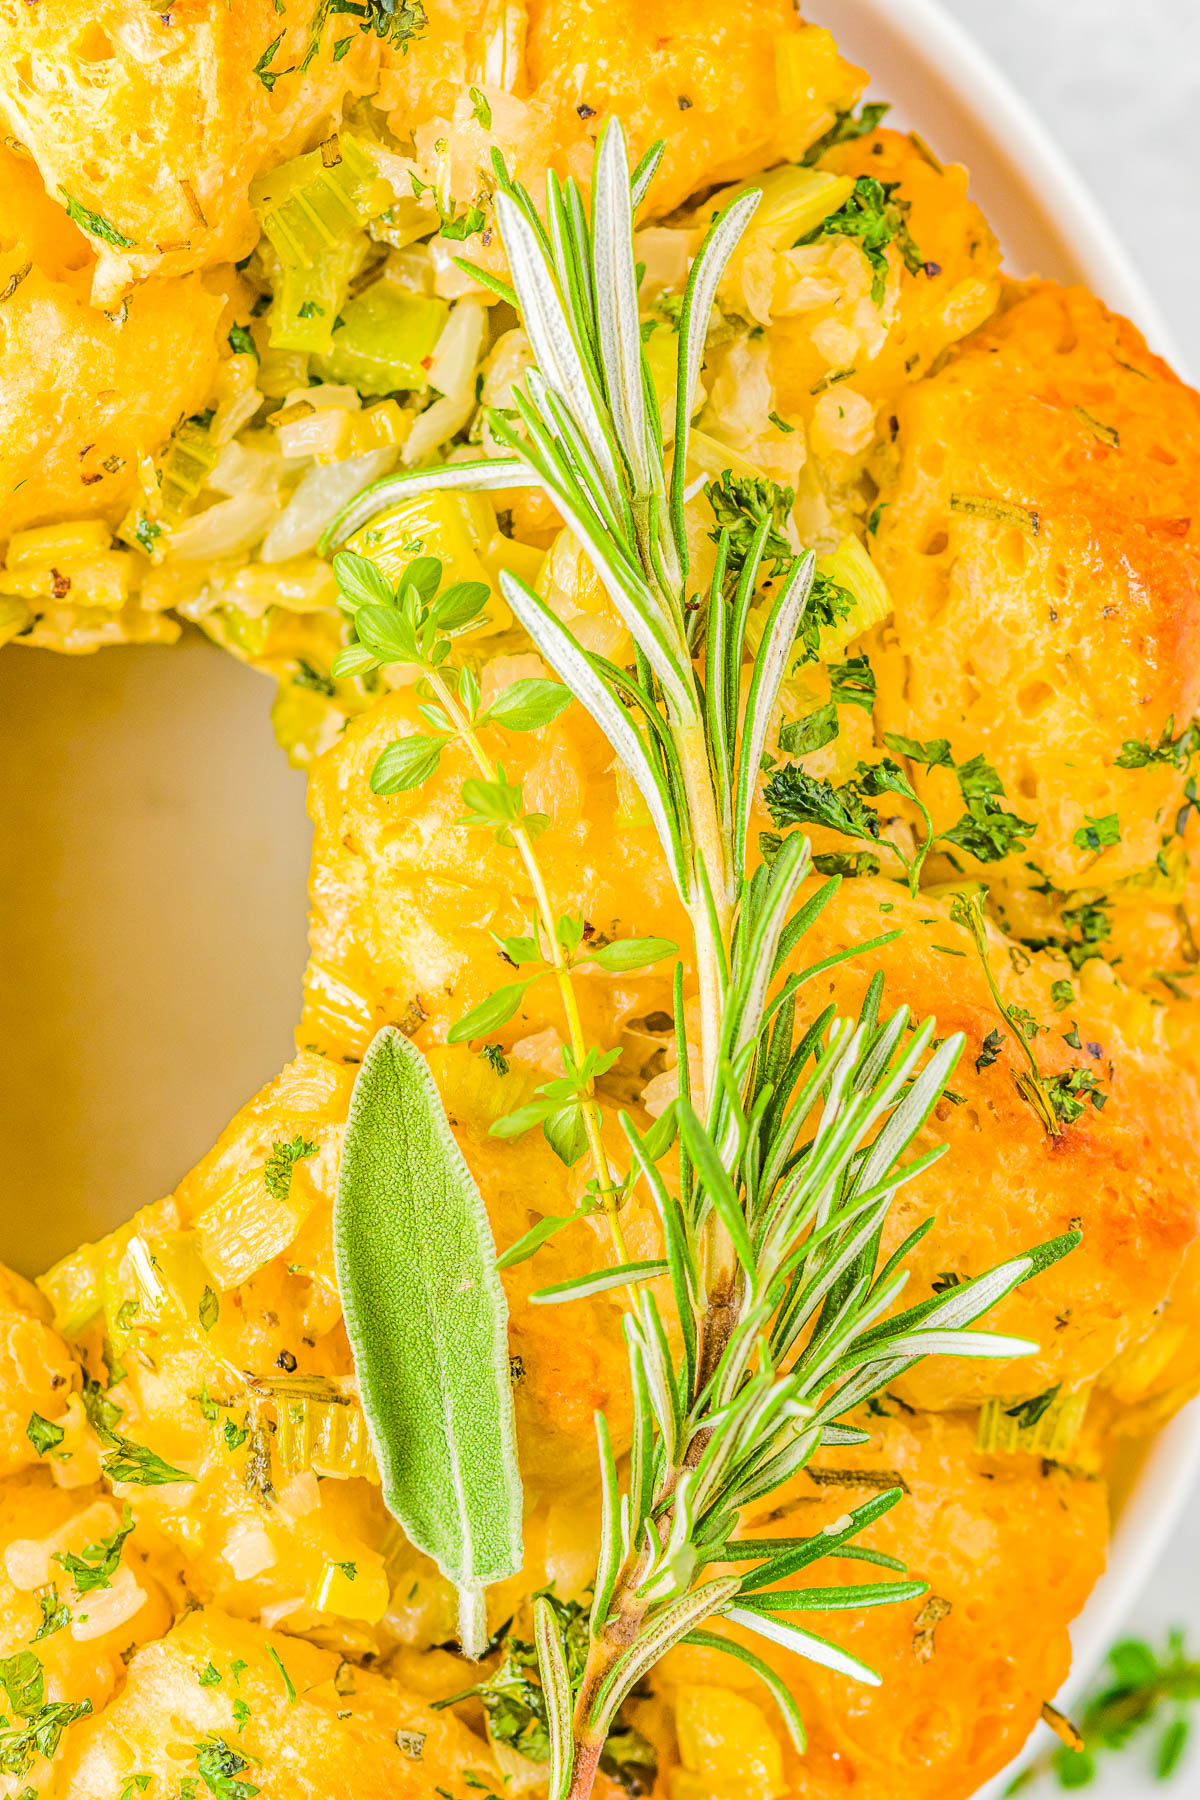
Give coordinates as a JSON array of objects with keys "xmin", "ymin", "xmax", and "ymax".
[
  {"xmin": 260, "ymin": 448, "xmax": 396, "ymax": 563},
  {"xmin": 70, "ymin": 1565, "xmax": 147, "ymax": 1641},
  {"xmin": 426, "ymin": 296, "xmax": 487, "ymax": 401},
  {"xmin": 276, "ymin": 1470, "xmax": 321, "ymax": 1522},
  {"xmin": 402, "ymin": 391, "xmax": 475, "ymax": 466},
  {"xmin": 208, "ymin": 439, "xmax": 287, "ymax": 499},
  {"xmin": 221, "ymin": 1522, "xmax": 277, "ymax": 1580},
  {"xmin": 5, "ymin": 1500, "xmax": 120, "ymax": 1591},
  {"xmin": 167, "ymin": 492, "xmax": 281, "ymax": 563}
]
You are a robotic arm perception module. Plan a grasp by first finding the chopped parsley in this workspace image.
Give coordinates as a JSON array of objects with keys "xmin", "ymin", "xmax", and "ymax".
[
  {"xmin": 432, "ymin": 1594, "xmax": 591, "ymax": 1762},
  {"xmin": 797, "ymin": 175, "xmax": 926, "ymax": 303},
  {"xmin": 480, "ymin": 1043, "xmax": 510, "ymax": 1076},
  {"xmin": 102, "ymin": 1436, "xmax": 195, "ymax": 1488},
  {"xmin": 193, "ymin": 1735, "xmax": 260, "ymax": 1800},
  {"xmin": 60, "ymin": 191, "xmax": 136, "ymax": 250},
  {"xmin": 1045, "ymin": 1066, "xmax": 1108, "ymax": 1124},
  {"xmin": 227, "ymin": 323, "xmax": 258, "ymax": 360},
  {"xmin": 1005, "ymin": 1386, "xmax": 1060, "ymax": 1431},
  {"xmin": 32, "ymin": 1587, "xmax": 71, "ymax": 1642},
  {"xmin": 25, "ymin": 1413, "xmax": 64, "ymax": 1457},
  {"xmin": 1116, "ymin": 716, "xmax": 1200, "ymax": 771},
  {"xmin": 0, "ymin": 1653, "xmax": 92, "ymax": 1779},
  {"xmin": 266, "ymin": 1646, "xmax": 297, "ymax": 1707},
  {"xmin": 198, "ymin": 1285, "xmax": 220, "ymax": 1333},
  {"xmin": 469, "ymin": 85, "xmax": 492, "ymax": 130},
  {"xmin": 55, "ymin": 1504, "xmax": 135, "ymax": 1593},
  {"xmin": 198, "ymin": 1663, "xmax": 222, "ymax": 1688},
  {"xmin": 803, "ymin": 100, "xmax": 892, "ymax": 166},
  {"xmin": 263, "ymin": 1134, "xmax": 318, "ymax": 1202},
  {"xmin": 1073, "ymin": 813, "xmax": 1121, "ymax": 853},
  {"xmin": 705, "ymin": 473, "xmax": 795, "ymax": 588},
  {"xmin": 320, "ymin": 0, "xmax": 427, "ymax": 49},
  {"xmin": 439, "ymin": 204, "xmax": 486, "ymax": 241},
  {"xmin": 252, "ymin": 32, "xmax": 288, "ymax": 91},
  {"xmin": 975, "ymin": 1028, "xmax": 1005, "ymax": 1073}
]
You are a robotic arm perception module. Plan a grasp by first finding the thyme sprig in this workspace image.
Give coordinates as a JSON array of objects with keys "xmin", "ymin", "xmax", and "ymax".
[
  {"xmin": 324, "ymin": 122, "xmax": 1076, "ymax": 1796},
  {"xmin": 331, "ymin": 549, "xmax": 629, "ymax": 1242}
]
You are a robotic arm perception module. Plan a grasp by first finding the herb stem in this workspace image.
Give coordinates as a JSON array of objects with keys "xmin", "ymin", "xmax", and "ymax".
[{"xmin": 428, "ymin": 667, "xmax": 626, "ymax": 1258}]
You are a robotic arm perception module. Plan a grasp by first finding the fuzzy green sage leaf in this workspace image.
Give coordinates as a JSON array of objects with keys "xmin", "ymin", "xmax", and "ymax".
[{"xmin": 334, "ymin": 1027, "xmax": 522, "ymax": 1653}]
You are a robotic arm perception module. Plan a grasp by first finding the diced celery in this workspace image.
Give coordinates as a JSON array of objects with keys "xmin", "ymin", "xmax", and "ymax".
[
  {"xmin": 37, "ymin": 1243, "xmax": 105, "ymax": 1337},
  {"xmin": 704, "ymin": 164, "xmax": 855, "ymax": 250},
  {"xmin": 270, "ymin": 240, "xmax": 361, "ymax": 356},
  {"xmin": 309, "ymin": 1556, "xmax": 390, "ymax": 1622},
  {"xmin": 686, "ymin": 428, "xmax": 772, "ymax": 484},
  {"xmin": 158, "ymin": 420, "xmax": 218, "ymax": 520},
  {"xmin": 349, "ymin": 491, "xmax": 498, "ymax": 593},
  {"xmin": 123, "ymin": 1232, "xmax": 217, "ymax": 1330},
  {"xmin": 5, "ymin": 521, "xmax": 112, "ymax": 568},
  {"xmin": 480, "ymin": 529, "xmax": 544, "ymax": 590},
  {"xmin": 250, "ymin": 136, "xmax": 394, "ymax": 270},
  {"xmin": 194, "ymin": 1177, "xmax": 305, "ymax": 1290},
  {"xmin": 813, "ymin": 534, "xmax": 893, "ymax": 656},
  {"xmin": 115, "ymin": 418, "xmax": 218, "ymax": 560},
  {"xmin": 257, "ymin": 344, "xmax": 310, "ymax": 401},
  {"xmin": 312, "ymin": 286, "xmax": 449, "ymax": 395},
  {"xmin": 277, "ymin": 397, "xmax": 413, "ymax": 465},
  {"xmin": 369, "ymin": 195, "xmax": 436, "ymax": 252},
  {"xmin": 270, "ymin": 1375, "xmax": 376, "ymax": 1480},
  {"xmin": 3, "ymin": 553, "xmax": 130, "ymax": 611},
  {"xmin": 976, "ymin": 1387, "xmax": 1089, "ymax": 1458}
]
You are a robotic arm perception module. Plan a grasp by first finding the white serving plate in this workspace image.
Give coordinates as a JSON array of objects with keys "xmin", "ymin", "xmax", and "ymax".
[
  {"xmin": 0, "ymin": 3, "xmax": 1196, "ymax": 1790},
  {"xmin": 806, "ymin": 1, "xmax": 1200, "ymax": 1788}
]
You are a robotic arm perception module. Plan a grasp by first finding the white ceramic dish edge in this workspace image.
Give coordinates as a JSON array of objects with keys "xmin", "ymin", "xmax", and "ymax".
[{"xmin": 802, "ymin": 1, "xmax": 1200, "ymax": 1789}]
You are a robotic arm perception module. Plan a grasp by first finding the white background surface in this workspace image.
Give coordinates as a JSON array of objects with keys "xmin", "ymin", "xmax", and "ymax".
[{"xmin": 938, "ymin": 3, "xmax": 1200, "ymax": 1792}]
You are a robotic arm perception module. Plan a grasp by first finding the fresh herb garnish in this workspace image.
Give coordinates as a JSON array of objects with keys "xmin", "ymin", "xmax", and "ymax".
[
  {"xmin": 322, "ymin": 121, "xmax": 1077, "ymax": 1798},
  {"xmin": 797, "ymin": 174, "xmax": 925, "ymax": 303},
  {"xmin": 32, "ymin": 1587, "xmax": 71, "ymax": 1641},
  {"xmin": 705, "ymin": 473, "xmax": 795, "ymax": 587},
  {"xmin": 26, "ymin": 1414, "xmax": 64, "ymax": 1457},
  {"xmin": 803, "ymin": 100, "xmax": 891, "ymax": 165},
  {"xmin": 60, "ymin": 191, "xmax": 136, "ymax": 250},
  {"xmin": 0, "ymin": 1654, "xmax": 92, "ymax": 1778},
  {"xmin": 1008, "ymin": 1631, "xmax": 1200, "ymax": 1790},
  {"xmin": 193, "ymin": 1735, "xmax": 260, "ymax": 1800},
  {"xmin": 55, "ymin": 1505, "xmax": 135, "ymax": 1593},
  {"xmin": 263, "ymin": 1135, "xmax": 318, "ymax": 1202}
]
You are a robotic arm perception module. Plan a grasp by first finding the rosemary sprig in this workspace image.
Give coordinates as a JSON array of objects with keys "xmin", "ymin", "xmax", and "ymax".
[{"xmin": 324, "ymin": 121, "xmax": 1076, "ymax": 1796}]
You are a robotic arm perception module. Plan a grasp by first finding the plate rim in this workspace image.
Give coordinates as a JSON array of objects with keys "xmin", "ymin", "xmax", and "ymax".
[{"xmin": 806, "ymin": 0, "xmax": 1200, "ymax": 1787}]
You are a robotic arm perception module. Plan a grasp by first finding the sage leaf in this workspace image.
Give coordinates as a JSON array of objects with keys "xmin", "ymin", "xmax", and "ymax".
[
  {"xmin": 371, "ymin": 736, "xmax": 446, "ymax": 795},
  {"xmin": 587, "ymin": 935, "xmax": 677, "ymax": 973},
  {"xmin": 334, "ymin": 1028, "xmax": 523, "ymax": 1653},
  {"xmin": 483, "ymin": 678, "xmax": 574, "ymax": 732}
]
